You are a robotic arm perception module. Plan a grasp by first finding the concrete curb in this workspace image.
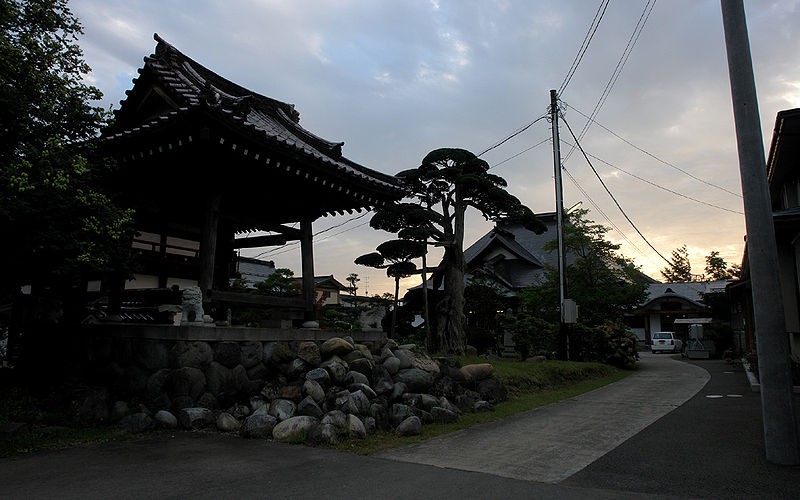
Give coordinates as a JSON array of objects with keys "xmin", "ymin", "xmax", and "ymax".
[{"xmin": 741, "ymin": 358, "xmax": 800, "ymax": 393}]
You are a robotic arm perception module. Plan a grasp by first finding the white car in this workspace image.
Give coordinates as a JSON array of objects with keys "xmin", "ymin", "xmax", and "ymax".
[{"xmin": 651, "ymin": 331, "xmax": 683, "ymax": 353}]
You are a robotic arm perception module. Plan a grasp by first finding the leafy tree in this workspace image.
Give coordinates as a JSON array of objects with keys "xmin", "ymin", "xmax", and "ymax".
[
  {"xmin": 704, "ymin": 250, "xmax": 737, "ymax": 280},
  {"xmin": 519, "ymin": 209, "xmax": 649, "ymax": 328},
  {"xmin": 345, "ymin": 272, "xmax": 359, "ymax": 296},
  {"xmin": 0, "ymin": 0, "xmax": 134, "ymax": 300},
  {"xmin": 355, "ymin": 239, "xmax": 425, "ymax": 335},
  {"xmin": 254, "ymin": 268, "xmax": 299, "ymax": 297},
  {"xmin": 661, "ymin": 245, "xmax": 693, "ymax": 282},
  {"xmin": 371, "ymin": 148, "xmax": 544, "ymax": 353}
]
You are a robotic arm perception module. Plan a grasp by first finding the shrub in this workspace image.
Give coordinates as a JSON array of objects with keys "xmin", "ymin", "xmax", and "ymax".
[
  {"xmin": 511, "ymin": 314, "xmax": 557, "ymax": 359},
  {"xmin": 465, "ymin": 325, "xmax": 499, "ymax": 355},
  {"xmin": 571, "ymin": 321, "xmax": 637, "ymax": 369}
]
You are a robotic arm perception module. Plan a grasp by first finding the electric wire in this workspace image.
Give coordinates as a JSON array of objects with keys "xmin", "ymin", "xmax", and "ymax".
[
  {"xmin": 562, "ymin": 165, "xmax": 647, "ymax": 258},
  {"xmin": 261, "ymin": 220, "xmax": 372, "ymax": 259},
  {"xmin": 562, "ymin": 114, "xmax": 672, "ymax": 265},
  {"xmin": 477, "ymin": 115, "xmax": 548, "ymax": 157},
  {"xmin": 488, "ymin": 136, "xmax": 551, "ymax": 170},
  {"xmin": 558, "ymin": 0, "xmax": 612, "ymax": 95},
  {"xmin": 563, "ymin": 0, "xmax": 657, "ymax": 163},
  {"xmin": 252, "ymin": 211, "xmax": 371, "ymax": 259},
  {"xmin": 562, "ymin": 102, "xmax": 743, "ymax": 198},
  {"xmin": 314, "ymin": 211, "xmax": 369, "ymax": 236},
  {"xmin": 559, "ymin": 137, "xmax": 743, "ymax": 215}
]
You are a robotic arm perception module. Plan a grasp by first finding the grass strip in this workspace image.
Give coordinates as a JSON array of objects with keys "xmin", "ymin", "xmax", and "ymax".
[
  {"xmin": 0, "ymin": 425, "xmax": 132, "ymax": 458},
  {"xmin": 335, "ymin": 360, "xmax": 632, "ymax": 455}
]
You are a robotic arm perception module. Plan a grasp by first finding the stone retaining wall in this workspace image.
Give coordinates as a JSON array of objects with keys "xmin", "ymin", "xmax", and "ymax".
[{"xmin": 82, "ymin": 325, "xmax": 386, "ymax": 411}]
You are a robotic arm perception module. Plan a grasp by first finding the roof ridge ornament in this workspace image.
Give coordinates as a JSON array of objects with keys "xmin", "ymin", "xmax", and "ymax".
[
  {"xmin": 200, "ymin": 80, "xmax": 222, "ymax": 107},
  {"xmin": 153, "ymin": 33, "xmax": 171, "ymax": 57}
]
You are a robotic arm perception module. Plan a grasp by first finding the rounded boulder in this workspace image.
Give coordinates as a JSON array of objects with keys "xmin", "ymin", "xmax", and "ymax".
[
  {"xmin": 320, "ymin": 337, "xmax": 354, "ymax": 358},
  {"xmin": 272, "ymin": 416, "xmax": 319, "ymax": 442},
  {"xmin": 394, "ymin": 368, "xmax": 434, "ymax": 393}
]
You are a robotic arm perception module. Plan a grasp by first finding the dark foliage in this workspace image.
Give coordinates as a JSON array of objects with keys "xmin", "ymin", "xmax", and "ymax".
[
  {"xmin": 0, "ymin": 0, "xmax": 134, "ymax": 301},
  {"xmin": 372, "ymin": 148, "xmax": 544, "ymax": 354}
]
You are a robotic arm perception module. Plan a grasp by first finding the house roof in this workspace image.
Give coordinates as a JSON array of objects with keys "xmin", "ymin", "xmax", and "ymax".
[
  {"xmin": 462, "ymin": 213, "xmax": 558, "ymax": 289},
  {"xmin": 293, "ymin": 275, "xmax": 348, "ymax": 291},
  {"xmin": 101, "ymin": 34, "xmax": 404, "ymax": 227},
  {"xmin": 464, "ymin": 210, "xmax": 659, "ymax": 291},
  {"xmin": 464, "ymin": 227, "xmax": 544, "ymax": 266},
  {"xmin": 767, "ymin": 107, "xmax": 800, "ymax": 208},
  {"xmin": 463, "ymin": 212, "xmax": 584, "ymax": 290},
  {"xmin": 637, "ymin": 280, "xmax": 731, "ymax": 311}
]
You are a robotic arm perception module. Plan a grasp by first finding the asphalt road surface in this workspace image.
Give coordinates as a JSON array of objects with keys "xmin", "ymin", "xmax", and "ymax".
[{"xmin": 1, "ymin": 354, "xmax": 797, "ymax": 499}]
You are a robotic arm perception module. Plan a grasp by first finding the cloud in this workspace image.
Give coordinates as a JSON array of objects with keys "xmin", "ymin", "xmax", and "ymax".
[{"xmin": 68, "ymin": 0, "xmax": 799, "ymax": 294}]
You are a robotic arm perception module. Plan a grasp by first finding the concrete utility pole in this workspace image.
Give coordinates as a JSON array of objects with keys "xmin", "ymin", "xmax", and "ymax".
[
  {"xmin": 721, "ymin": 0, "xmax": 799, "ymax": 465},
  {"xmin": 550, "ymin": 89, "xmax": 569, "ymax": 360}
]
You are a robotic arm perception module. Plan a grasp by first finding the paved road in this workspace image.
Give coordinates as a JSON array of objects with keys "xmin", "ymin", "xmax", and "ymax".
[
  {"xmin": 3, "ymin": 354, "xmax": 796, "ymax": 498},
  {"xmin": 565, "ymin": 357, "xmax": 800, "ymax": 499},
  {"xmin": 0, "ymin": 431, "xmax": 664, "ymax": 499},
  {"xmin": 376, "ymin": 353, "xmax": 709, "ymax": 483}
]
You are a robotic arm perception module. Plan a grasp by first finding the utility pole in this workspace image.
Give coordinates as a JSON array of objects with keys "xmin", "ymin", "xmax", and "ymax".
[
  {"xmin": 550, "ymin": 89, "xmax": 569, "ymax": 360},
  {"xmin": 721, "ymin": 0, "xmax": 799, "ymax": 465}
]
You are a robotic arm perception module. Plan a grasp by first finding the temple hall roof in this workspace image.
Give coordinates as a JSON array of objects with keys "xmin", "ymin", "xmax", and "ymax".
[{"xmin": 102, "ymin": 34, "xmax": 404, "ymax": 225}]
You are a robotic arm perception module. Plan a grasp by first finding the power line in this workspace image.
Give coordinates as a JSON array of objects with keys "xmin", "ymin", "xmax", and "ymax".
[
  {"xmin": 559, "ymin": 137, "xmax": 743, "ymax": 215},
  {"xmin": 314, "ymin": 211, "xmax": 369, "ymax": 236},
  {"xmin": 562, "ymin": 165, "xmax": 647, "ymax": 257},
  {"xmin": 562, "ymin": 114, "xmax": 672, "ymax": 266},
  {"xmin": 558, "ymin": 0, "xmax": 612, "ymax": 95},
  {"xmin": 564, "ymin": 0, "xmax": 657, "ymax": 163},
  {"xmin": 488, "ymin": 137, "xmax": 551, "ymax": 170},
  {"xmin": 477, "ymin": 115, "xmax": 548, "ymax": 157},
  {"xmin": 562, "ymin": 102, "xmax": 743, "ymax": 198},
  {"xmin": 253, "ymin": 212, "xmax": 372, "ymax": 259}
]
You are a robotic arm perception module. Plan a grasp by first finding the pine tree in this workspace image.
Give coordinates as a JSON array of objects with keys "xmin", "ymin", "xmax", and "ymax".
[
  {"xmin": 704, "ymin": 251, "xmax": 733, "ymax": 280},
  {"xmin": 369, "ymin": 148, "xmax": 544, "ymax": 353},
  {"xmin": 661, "ymin": 245, "xmax": 693, "ymax": 282}
]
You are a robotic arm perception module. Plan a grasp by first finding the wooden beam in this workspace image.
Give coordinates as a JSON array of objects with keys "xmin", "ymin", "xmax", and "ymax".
[
  {"xmin": 206, "ymin": 290, "xmax": 304, "ymax": 308},
  {"xmin": 232, "ymin": 235, "xmax": 288, "ymax": 249},
  {"xmin": 263, "ymin": 224, "xmax": 302, "ymax": 240}
]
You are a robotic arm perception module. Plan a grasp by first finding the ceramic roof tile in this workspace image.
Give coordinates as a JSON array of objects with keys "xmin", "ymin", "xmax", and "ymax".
[{"xmin": 108, "ymin": 34, "xmax": 401, "ymax": 195}]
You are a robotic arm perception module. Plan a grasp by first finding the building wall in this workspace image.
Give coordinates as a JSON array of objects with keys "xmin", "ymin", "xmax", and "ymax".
[
  {"xmin": 316, "ymin": 288, "xmax": 340, "ymax": 306},
  {"xmin": 778, "ymin": 243, "xmax": 800, "ymax": 332},
  {"xmin": 237, "ymin": 259, "xmax": 276, "ymax": 287},
  {"xmin": 125, "ymin": 274, "xmax": 159, "ymax": 289},
  {"xmin": 124, "ymin": 274, "xmax": 198, "ymax": 290},
  {"xmin": 648, "ymin": 314, "xmax": 662, "ymax": 335},
  {"xmin": 483, "ymin": 248, "xmax": 516, "ymax": 262}
]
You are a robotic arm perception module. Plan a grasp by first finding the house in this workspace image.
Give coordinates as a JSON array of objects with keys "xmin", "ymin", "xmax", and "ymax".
[
  {"xmin": 292, "ymin": 275, "xmax": 348, "ymax": 307},
  {"xmin": 235, "ymin": 256, "xmax": 275, "ymax": 287},
  {"xmin": 97, "ymin": 34, "xmax": 404, "ymax": 323},
  {"xmin": 233, "ymin": 256, "xmax": 346, "ymax": 307},
  {"xmin": 463, "ymin": 212, "xmax": 572, "ymax": 292},
  {"xmin": 629, "ymin": 280, "xmax": 730, "ymax": 346},
  {"xmin": 463, "ymin": 211, "xmax": 655, "ymax": 293},
  {"xmin": 729, "ymin": 107, "xmax": 800, "ymax": 359}
]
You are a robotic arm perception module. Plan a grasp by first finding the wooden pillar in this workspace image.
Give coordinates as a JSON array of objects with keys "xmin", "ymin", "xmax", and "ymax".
[
  {"xmin": 300, "ymin": 217, "xmax": 316, "ymax": 323},
  {"xmin": 216, "ymin": 219, "xmax": 235, "ymax": 291},
  {"xmin": 158, "ymin": 231, "xmax": 168, "ymax": 289},
  {"xmin": 198, "ymin": 193, "xmax": 221, "ymax": 300}
]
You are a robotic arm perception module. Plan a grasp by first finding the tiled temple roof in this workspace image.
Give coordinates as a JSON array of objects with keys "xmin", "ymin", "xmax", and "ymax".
[{"xmin": 104, "ymin": 34, "xmax": 402, "ymax": 196}]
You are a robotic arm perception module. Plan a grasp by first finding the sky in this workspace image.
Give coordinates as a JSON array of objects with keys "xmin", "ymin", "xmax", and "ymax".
[{"xmin": 71, "ymin": 0, "xmax": 800, "ymax": 296}]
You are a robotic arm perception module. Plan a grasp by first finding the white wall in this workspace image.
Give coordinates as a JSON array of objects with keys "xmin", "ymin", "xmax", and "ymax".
[{"xmin": 648, "ymin": 314, "xmax": 662, "ymax": 335}]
